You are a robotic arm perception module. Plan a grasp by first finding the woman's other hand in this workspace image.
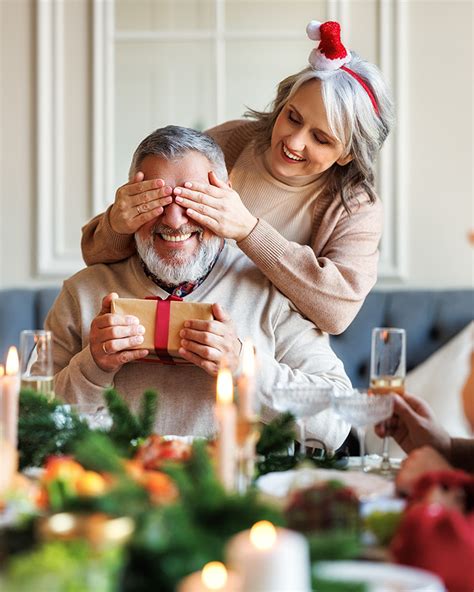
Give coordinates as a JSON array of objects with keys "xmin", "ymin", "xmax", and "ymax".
[{"xmin": 173, "ymin": 170, "xmax": 258, "ymax": 242}]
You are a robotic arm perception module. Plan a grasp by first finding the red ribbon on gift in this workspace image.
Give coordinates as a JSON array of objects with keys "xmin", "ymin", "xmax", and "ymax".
[{"xmin": 145, "ymin": 295, "xmax": 182, "ymax": 364}]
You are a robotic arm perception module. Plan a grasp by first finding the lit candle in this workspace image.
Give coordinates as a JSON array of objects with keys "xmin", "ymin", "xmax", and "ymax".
[
  {"xmin": 226, "ymin": 521, "xmax": 311, "ymax": 592},
  {"xmin": 216, "ymin": 366, "xmax": 237, "ymax": 491},
  {"xmin": 2, "ymin": 347, "xmax": 20, "ymax": 446},
  {"xmin": 177, "ymin": 561, "xmax": 241, "ymax": 592},
  {"xmin": 0, "ymin": 347, "xmax": 20, "ymax": 492},
  {"xmin": 236, "ymin": 339, "xmax": 256, "ymax": 420}
]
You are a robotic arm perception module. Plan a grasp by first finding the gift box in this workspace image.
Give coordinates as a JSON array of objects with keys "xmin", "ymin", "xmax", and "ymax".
[{"xmin": 112, "ymin": 297, "xmax": 213, "ymax": 365}]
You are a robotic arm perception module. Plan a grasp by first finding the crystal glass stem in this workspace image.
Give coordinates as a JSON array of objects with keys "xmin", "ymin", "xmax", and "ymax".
[
  {"xmin": 356, "ymin": 426, "xmax": 367, "ymax": 471},
  {"xmin": 298, "ymin": 419, "xmax": 307, "ymax": 457},
  {"xmin": 380, "ymin": 430, "xmax": 391, "ymax": 472}
]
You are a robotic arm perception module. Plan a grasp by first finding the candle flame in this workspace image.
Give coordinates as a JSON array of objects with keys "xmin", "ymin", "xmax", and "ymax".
[
  {"xmin": 216, "ymin": 367, "xmax": 233, "ymax": 404},
  {"xmin": 6, "ymin": 346, "xmax": 19, "ymax": 376},
  {"xmin": 0, "ymin": 364, "xmax": 4, "ymax": 378},
  {"xmin": 241, "ymin": 338, "xmax": 255, "ymax": 377},
  {"xmin": 249, "ymin": 520, "xmax": 277, "ymax": 550},
  {"xmin": 201, "ymin": 561, "xmax": 228, "ymax": 590}
]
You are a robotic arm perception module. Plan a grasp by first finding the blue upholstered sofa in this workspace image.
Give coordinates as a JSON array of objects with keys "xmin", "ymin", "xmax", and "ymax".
[{"xmin": 0, "ymin": 287, "xmax": 472, "ymax": 387}]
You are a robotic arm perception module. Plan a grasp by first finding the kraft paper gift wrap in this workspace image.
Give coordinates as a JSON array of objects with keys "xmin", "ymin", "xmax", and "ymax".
[{"xmin": 112, "ymin": 297, "xmax": 213, "ymax": 363}]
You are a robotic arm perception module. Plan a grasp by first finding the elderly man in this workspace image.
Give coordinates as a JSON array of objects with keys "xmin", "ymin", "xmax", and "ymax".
[{"xmin": 46, "ymin": 126, "xmax": 350, "ymax": 449}]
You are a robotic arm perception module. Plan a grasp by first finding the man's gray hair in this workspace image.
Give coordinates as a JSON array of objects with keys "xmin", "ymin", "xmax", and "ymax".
[{"xmin": 129, "ymin": 125, "xmax": 228, "ymax": 181}]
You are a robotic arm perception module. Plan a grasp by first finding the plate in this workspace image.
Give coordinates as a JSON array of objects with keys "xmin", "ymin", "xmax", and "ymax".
[
  {"xmin": 315, "ymin": 560, "xmax": 445, "ymax": 591},
  {"xmin": 256, "ymin": 467, "xmax": 395, "ymax": 501}
]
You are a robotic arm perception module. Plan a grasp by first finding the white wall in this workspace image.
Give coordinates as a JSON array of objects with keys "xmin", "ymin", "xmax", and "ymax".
[{"xmin": 0, "ymin": 0, "xmax": 472, "ymax": 289}]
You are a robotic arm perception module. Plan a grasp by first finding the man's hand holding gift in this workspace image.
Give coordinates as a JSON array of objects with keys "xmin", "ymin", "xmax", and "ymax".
[
  {"xmin": 178, "ymin": 303, "xmax": 241, "ymax": 376},
  {"xmin": 90, "ymin": 293, "xmax": 149, "ymax": 372}
]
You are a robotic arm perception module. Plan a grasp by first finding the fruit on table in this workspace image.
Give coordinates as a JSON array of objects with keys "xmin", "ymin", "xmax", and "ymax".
[
  {"xmin": 75, "ymin": 471, "xmax": 108, "ymax": 497},
  {"xmin": 142, "ymin": 471, "xmax": 178, "ymax": 504},
  {"xmin": 44, "ymin": 457, "xmax": 85, "ymax": 482}
]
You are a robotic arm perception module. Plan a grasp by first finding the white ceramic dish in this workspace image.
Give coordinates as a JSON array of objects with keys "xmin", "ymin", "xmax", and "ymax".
[
  {"xmin": 315, "ymin": 560, "xmax": 445, "ymax": 591},
  {"xmin": 256, "ymin": 467, "xmax": 395, "ymax": 501}
]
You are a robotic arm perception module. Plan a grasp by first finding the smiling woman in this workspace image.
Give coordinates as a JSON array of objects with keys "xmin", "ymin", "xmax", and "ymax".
[{"xmin": 81, "ymin": 20, "xmax": 394, "ymax": 335}]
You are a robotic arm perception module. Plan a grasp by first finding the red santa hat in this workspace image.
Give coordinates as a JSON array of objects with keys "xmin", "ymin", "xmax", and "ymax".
[
  {"xmin": 306, "ymin": 20, "xmax": 351, "ymax": 71},
  {"xmin": 306, "ymin": 19, "xmax": 380, "ymax": 115}
]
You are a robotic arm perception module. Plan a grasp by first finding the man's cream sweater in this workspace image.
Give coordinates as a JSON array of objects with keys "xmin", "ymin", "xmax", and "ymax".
[{"xmin": 46, "ymin": 245, "xmax": 351, "ymax": 450}]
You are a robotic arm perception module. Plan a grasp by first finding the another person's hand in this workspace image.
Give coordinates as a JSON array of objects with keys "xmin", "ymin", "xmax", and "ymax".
[
  {"xmin": 173, "ymin": 170, "xmax": 258, "ymax": 242},
  {"xmin": 396, "ymin": 445, "xmax": 453, "ymax": 497},
  {"xmin": 90, "ymin": 293, "xmax": 149, "ymax": 372},
  {"xmin": 110, "ymin": 172, "xmax": 173, "ymax": 234},
  {"xmin": 178, "ymin": 303, "xmax": 241, "ymax": 376},
  {"xmin": 375, "ymin": 392, "xmax": 451, "ymax": 456}
]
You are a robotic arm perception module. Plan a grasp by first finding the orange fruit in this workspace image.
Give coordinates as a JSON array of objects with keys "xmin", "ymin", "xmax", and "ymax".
[
  {"xmin": 44, "ymin": 457, "xmax": 84, "ymax": 483},
  {"xmin": 75, "ymin": 471, "xmax": 107, "ymax": 497},
  {"xmin": 143, "ymin": 471, "xmax": 178, "ymax": 503}
]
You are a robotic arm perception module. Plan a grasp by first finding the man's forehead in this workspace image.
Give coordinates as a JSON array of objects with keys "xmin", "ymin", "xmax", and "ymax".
[{"xmin": 141, "ymin": 153, "xmax": 211, "ymax": 185}]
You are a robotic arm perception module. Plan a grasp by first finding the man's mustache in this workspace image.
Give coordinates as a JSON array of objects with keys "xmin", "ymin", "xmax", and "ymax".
[{"xmin": 152, "ymin": 224, "xmax": 204, "ymax": 237}]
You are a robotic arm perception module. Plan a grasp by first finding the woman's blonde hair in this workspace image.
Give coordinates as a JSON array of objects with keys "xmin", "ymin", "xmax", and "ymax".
[{"xmin": 245, "ymin": 53, "xmax": 394, "ymax": 212}]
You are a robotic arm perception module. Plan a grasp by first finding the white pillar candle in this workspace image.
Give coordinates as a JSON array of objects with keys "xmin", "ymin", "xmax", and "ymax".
[
  {"xmin": 1, "ymin": 347, "xmax": 20, "ymax": 446},
  {"xmin": 0, "ymin": 347, "xmax": 20, "ymax": 492},
  {"xmin": 226, "ymin": 521, "xmax": 311, "ymax": 592},
  {"xmin": 216, "ymin": 367, "xmax": 237, "ymax": 491},
  {"xmin": 236, "ymin": 339, "xmax": 256, "ymax": 420},
  {"xmin": 178, "ymin": 561, "xmax": 241, "ymax": 592}
]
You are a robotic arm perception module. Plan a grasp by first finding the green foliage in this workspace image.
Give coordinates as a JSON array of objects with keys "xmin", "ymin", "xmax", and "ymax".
[
  {"xmin": 255, "ymin": 413, "xmax": 350, "ymax": 476},
  {"xmin": 257, "ymin": 412, "xmax": 296, "ymax": 456},
  {"xmin": 104, "ymin": 388, "xmax": 158, "ymax": 455},
  {"xmin": 2, "ymin": 540, "xmax": 123, "ymax": 592},
  {"xmin": 47, "ymin": 432, "xmax": 149, "ymax": 517},
  {"xmin": 123, "ymin": 441, "xmax": 283, "ymax": 592},
  {"xmin": 18, "ymin": 390, "xmax": 91, "ymax": 469},
  {"xmin": 73, "ymin": 431, "xmax": 124, "ymax": 475},
  {"xmin": 18, "ymin": 389, "xmax": 159, "ymax": 468},
  {"xmin": 312, "ymin": 575, "xmax": 367, "ymax": 592},
  {"xmin": 308, "ymin": 530, "xmax": 361, "ymax": 562}
]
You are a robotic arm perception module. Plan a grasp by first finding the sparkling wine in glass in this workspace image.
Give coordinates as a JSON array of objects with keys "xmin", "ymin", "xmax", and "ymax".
[
  {"xmin": 19, "ymin": 330, "xmax": 55, "ymax": 400},
  {"xmin": 370, "ymin": 327, "xmax": 406, "ymax": 473},
  {"xmin": 272, "ymin": 382, "xmax": 333, "ymax": 457},
  {"xmin": 332, "ymin": 389, "xmax": 394, "ymax": 471}
]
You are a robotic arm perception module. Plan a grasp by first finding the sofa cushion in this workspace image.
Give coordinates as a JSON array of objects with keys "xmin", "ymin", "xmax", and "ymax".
[
  {"xmin": 0, "ymin": 288, "xmax": 60, "ymax": 361},
  {"xmin": 330, "ymin": 289, "xmax": 474, "ymax": 388}
]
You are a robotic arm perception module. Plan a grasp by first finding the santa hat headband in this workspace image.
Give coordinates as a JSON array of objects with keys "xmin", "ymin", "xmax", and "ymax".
[{"xmin": 306, "ymin": 20, "xmax": 380, "ymax": 116}]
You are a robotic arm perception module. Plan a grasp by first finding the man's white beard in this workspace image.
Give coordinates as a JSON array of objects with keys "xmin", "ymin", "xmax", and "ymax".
[{"xmin": 135, "ymin": 226, "xmax": 222, "ymax": 286}]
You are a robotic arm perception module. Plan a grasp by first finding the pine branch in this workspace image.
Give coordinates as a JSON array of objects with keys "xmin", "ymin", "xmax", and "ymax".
[
  {"xmin": 18, "ymin": 390, "xmax": 91, "ymax": 468},
  {"xmin": 256, "ymin": 412, "xmax": 296, "ymax": 456},
  {"xmin": 137, "ymin": 390, "xmax": 159, "ymax": 438},
  {"xmin": 72, "ymin": 431, "xmax": 124, "ymax": 474},
  {"xmin": 104, "ymin": 388, "xmax": 159, "ymax": 454}
]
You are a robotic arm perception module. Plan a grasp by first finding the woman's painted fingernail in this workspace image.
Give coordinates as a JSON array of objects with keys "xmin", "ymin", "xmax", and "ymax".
[
  {"xmin": 175, "ymin": 196, "xmax": 183, "ymax": 203},
  {"xmin": 184, "ymin": 182, "xmax": 192, "ymax": 188}
]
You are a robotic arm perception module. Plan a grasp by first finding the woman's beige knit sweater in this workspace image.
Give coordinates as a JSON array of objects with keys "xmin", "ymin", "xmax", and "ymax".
[{"xmin": 81, "ymin": 120, "xmax": 383, "ymax": 334}]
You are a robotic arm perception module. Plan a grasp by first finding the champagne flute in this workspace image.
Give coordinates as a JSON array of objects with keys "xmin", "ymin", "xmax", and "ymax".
[
  {"xmin": 370, "ymin": 327, "xmax": 406, "ymax": 473},
  {"xmin": 272, "ymin": 382, "xmax": 333, "ymax": 457},
  {"xmin": 332, "ymin": 389, "xmax": 394, "ymax": 471},
  {"xmin": 19, "ymin": 330, "xmax": 55, "ymax": 400}
]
